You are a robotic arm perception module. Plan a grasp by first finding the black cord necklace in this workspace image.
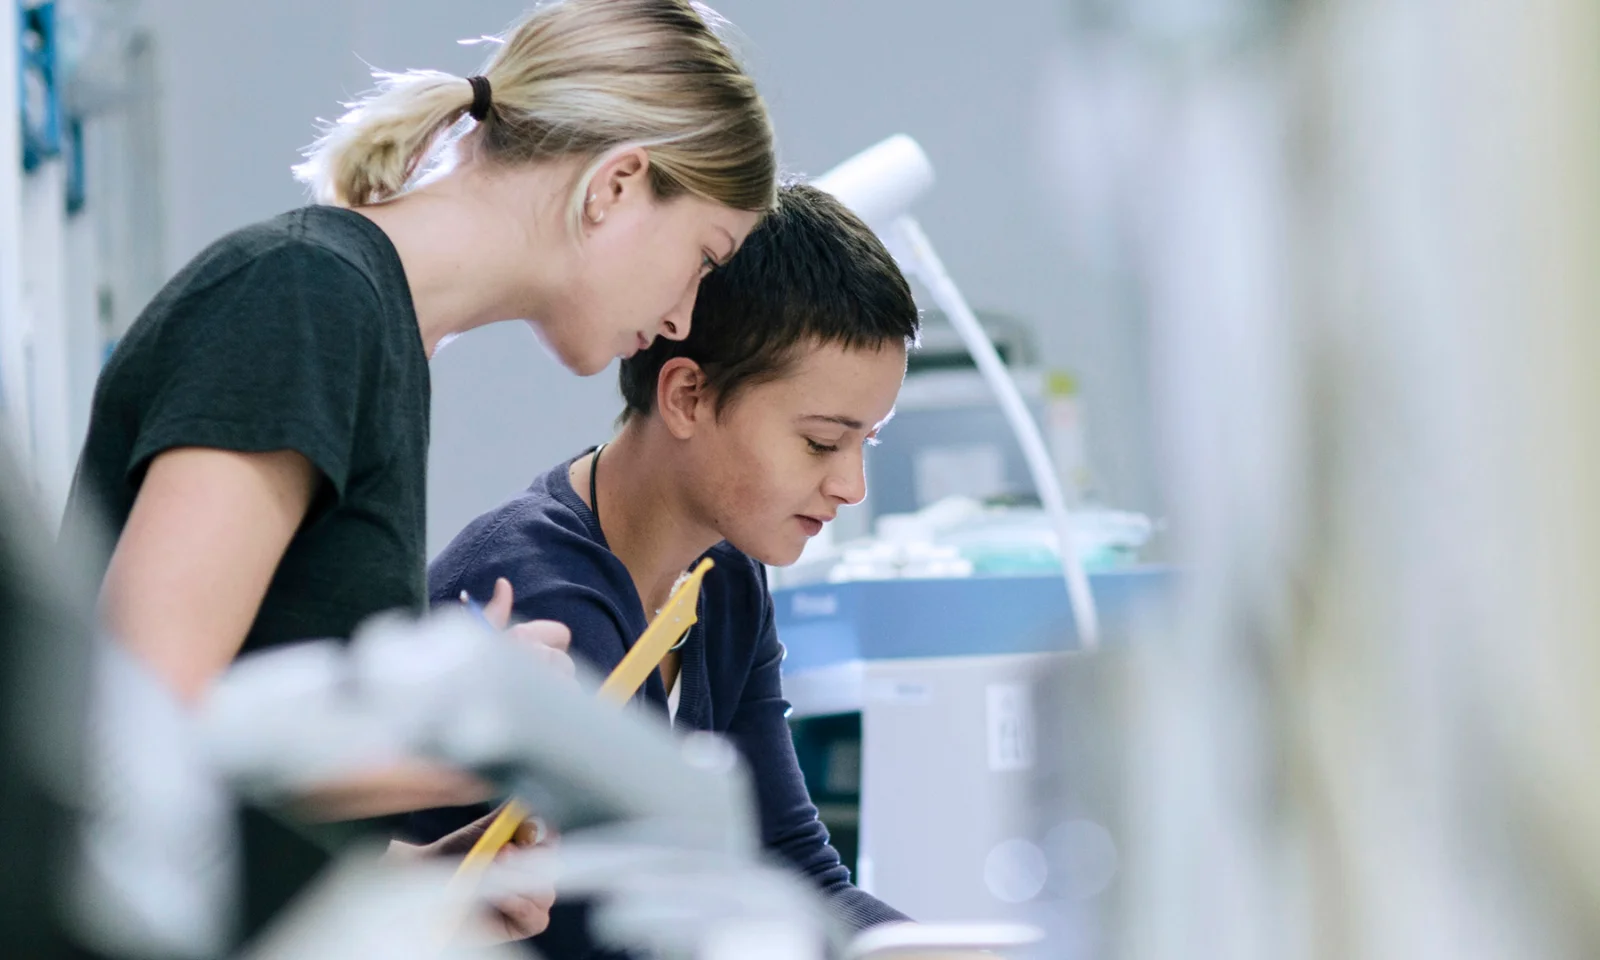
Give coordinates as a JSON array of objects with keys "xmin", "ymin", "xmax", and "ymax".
[
  {"xmin": 589, "ymin": 443, "xmax": 605, "ymax": 524},
  {"xmin": 591, "ymin": 443, "xmax": 688, "ymax": 653}
]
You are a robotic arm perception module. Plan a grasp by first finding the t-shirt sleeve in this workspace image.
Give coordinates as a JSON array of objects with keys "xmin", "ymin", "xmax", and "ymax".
[
  {"xmin": 127, "ymin": 243, "xmax": 377, "ymax": 498},
  {"xmin": 725, "ymin": 578, "xmax": 911, "ymax": 930}
]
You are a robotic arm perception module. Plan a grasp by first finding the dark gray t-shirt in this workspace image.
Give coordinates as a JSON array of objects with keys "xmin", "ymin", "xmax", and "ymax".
[
  {"xmin": 63, "ymin": 204, "xmax": 430, "ymax": 653},
  {"xmin": 61, "ymin": 204, "xmax": 431, "ymax": 943}
]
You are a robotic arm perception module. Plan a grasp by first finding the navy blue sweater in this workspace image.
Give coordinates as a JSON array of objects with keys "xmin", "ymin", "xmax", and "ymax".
[{"xmin": 410, "ymin": 455, "xmax": 905, "ymax": 953}]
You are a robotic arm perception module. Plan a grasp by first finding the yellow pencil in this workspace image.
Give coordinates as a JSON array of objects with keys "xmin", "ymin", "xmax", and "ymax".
[{"xmin": 451, "ymin": 557, "xmax": 715, "ymax": 881}]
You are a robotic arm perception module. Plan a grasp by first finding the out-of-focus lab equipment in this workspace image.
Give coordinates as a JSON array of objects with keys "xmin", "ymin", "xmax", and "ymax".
[
  {"xmin": 80, "ymin": 607, "xmax": 836, "ymax": 960},
  {"xmin": 1031, "ymin": 0, "xmax": 1600, "ymax": 958}
]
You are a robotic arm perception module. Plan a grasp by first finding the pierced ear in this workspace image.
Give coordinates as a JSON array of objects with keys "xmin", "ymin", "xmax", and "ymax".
[
  {"xmin": 656, "ymin": 358, "xmax": 708, "ymax": 440},
  {"xmin": 587, "ymin": 146, "xmax": 651, "ymax": 216}
]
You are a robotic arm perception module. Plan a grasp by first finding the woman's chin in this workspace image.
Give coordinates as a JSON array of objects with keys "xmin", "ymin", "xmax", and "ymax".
[
  {"xmin": 569, "ymin": 353, "xmax": 614, "ymax": 376},
  {"xmin": 526, "ymin": 321, "xmax": 610, "ymax": 376}
]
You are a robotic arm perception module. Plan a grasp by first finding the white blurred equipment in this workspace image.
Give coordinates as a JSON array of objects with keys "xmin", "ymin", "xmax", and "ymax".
[{"xmin": 85, "ymin": 609, "xmax": 843, "ymax": 960}]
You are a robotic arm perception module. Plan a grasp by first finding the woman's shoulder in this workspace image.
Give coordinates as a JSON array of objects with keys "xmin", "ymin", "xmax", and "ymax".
[
  {"xmin": 137, "ymin": 207, "xmax": 393, "ymax": 326},
  {"xmin": 279, "ymin": 205, "xmax": 407, "ymax": 295},
  {"xmin": 108, "ymin": 207, "xmax": 412, "ymax": 376},
  {"xmin": 180, "ymin": 206, "xmax": 395, "ymax": 302}
]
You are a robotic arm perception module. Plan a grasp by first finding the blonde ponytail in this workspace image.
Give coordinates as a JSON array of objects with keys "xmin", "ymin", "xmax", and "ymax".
[
  {"xmin": 294, "ymin": 70, "xmax": 480, "ymax": 206},
  {"xmin": 294, "ymin": 0, "xmax": 776, "ymax": 215}
]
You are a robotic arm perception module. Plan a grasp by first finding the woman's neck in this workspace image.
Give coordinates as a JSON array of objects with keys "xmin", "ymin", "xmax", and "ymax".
[
  {"xmin": 355, "ymin": 160, "xmax": 572, "ymax": 356},
  {"xmin": 577, "ymin": 424, "xmax": 721, "ymax": 615}
]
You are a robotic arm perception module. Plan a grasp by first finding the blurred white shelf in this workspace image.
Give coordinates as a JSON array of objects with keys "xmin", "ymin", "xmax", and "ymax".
[{"xmin": 2, "ymin": 1, "xmax": 164, "ymax": 517}]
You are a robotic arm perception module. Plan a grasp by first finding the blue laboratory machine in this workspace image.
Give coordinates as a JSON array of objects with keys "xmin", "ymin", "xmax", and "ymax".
[{"xmin": 779, "ymin": 567, "xmax": 1172, "ymax": 922}]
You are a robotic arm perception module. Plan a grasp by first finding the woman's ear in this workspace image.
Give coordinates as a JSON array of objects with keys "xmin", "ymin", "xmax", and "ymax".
[
  {"xmin": 656, "ymin": 358, "xmax": 710, "ymax": 440},
  {"xmin": 585, "ymin": 146, "xmax": 651, "ymax": 222}
]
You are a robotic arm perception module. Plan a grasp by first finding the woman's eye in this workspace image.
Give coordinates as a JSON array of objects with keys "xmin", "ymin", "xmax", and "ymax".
[
  {"xmin": 806, "ymin": 438, "xmax": 839, "ymax": 455},
  {"xmin": 701, "ymin": 252, "xmax": 718, "ymax": 274}
]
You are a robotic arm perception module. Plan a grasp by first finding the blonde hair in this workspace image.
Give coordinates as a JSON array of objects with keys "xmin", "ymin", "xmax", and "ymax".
[{"xmin": 293, "ymin": 0, "xmax": 776, "ymax": 222}]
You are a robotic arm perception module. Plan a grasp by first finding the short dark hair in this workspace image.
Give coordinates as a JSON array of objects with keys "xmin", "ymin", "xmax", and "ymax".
[{"xmin": 618, "ymin": 182, "xmax": 920, "ymax": 422}]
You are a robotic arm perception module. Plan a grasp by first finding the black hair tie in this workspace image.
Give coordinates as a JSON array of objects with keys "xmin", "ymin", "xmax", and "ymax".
[{"xmin": 466, "ymin": 75, "xmax": 493, "ymax": 122}]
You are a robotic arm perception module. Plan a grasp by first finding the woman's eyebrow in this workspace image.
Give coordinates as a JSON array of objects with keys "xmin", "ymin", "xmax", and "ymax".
[{"xmin": 798, "ymin": 414, "xmax": 865, "ymax": 430}]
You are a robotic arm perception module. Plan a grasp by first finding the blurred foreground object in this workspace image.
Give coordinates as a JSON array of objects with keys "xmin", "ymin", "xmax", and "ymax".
[
  {"xmin": 0, "ymin": 438, "xmax": 92, "ymax": 955},
  {"xmin": 1039, "ymin": 0, "xmax": 1600, "ymax": 956}
]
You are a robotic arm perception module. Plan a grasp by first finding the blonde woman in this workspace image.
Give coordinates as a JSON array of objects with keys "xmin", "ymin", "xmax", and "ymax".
[{"xmin": 61, "ymin": 0, "xmax": 775, "ymax": 942}]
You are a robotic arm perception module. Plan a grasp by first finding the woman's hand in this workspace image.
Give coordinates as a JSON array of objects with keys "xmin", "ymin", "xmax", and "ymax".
[
  {"xmin": 392, "ymin": 803, "xmax": 559, "ymax": 942},
  {"xmin": 478, "ymin": 576, "xmax": 577, "ymax": 681}
]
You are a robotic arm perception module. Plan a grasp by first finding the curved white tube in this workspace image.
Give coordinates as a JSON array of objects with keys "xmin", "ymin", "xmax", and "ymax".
[
  {"xmin": 815, "ymin": 135, "xmax": 1101, "ymax": 648},
  {"xmin": 893, "ymin": 217, "xmax": 1101, "ymax": 649}
]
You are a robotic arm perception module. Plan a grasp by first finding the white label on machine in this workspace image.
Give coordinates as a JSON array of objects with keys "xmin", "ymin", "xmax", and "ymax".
[
  {"xmin": 866, "ymin": 679, "xmax": 933, "ymax": 705},
  {"xmin": 914, "ymin": 442, "xmax": 1006, "ymax": 506},
  {"xmin": 986, "ymin": 683, "xmax": 1036, "ymax": 772},
  {"xmin": 790, "ymin": 591, "xmax": 839, "ymax": 618}
]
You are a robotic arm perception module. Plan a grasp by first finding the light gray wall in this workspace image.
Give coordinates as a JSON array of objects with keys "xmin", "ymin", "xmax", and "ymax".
[{"xmin": 140, "ymin": 0, "xmax": 1157, "ymax": 555}]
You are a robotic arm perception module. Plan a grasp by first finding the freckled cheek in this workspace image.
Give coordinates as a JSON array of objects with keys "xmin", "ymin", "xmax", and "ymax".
[
  {"xmin": 733, "ymin": 477, "xmax": 775, "ymax": 524},
  {"xmin": 726, "ymin": 467, "xmax": 785, "ymax": 531}
]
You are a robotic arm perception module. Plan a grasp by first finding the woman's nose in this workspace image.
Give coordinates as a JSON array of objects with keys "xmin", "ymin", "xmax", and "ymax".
[{"xmin": 660, "ymin": 281, "xmax": 699, "ymax": 342}]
